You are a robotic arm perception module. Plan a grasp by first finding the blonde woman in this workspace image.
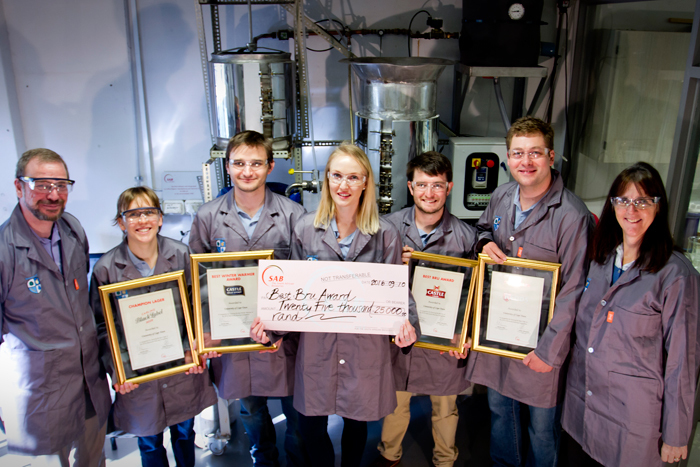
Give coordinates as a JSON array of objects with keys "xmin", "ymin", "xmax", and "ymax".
[{"xmin": 252, "ymin": 144, "xmax": 420, "ymax": 466}]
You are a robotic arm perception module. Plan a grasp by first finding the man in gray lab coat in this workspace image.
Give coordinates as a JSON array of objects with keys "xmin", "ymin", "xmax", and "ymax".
[
  {"xmin": 466, "ymin": 117, "xmax": 593, "ymax": 467},
  {"xmin": 374, "ymin": 152, "xmax": 477, "ymax": 467},
  {"xmin": 0, "ymin": 149, "xmax": 111, "ymax": 465},
  {"xmin": 189, "ymin": 130, "xmax": 306, "ymax": 466}
]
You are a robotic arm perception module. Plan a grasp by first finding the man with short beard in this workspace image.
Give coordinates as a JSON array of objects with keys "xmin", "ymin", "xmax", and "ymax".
[{"xmin": 0, "ymin": 149, "xmax": 111, "ymax": 465}]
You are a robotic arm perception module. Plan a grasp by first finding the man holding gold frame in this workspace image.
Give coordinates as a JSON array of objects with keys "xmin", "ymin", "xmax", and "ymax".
[
  {"xmin": 466, "ymin": 117, "xmax": 594, "ymax": 467},
  {"xmin": 189, "ymin": 130, "xmax": 307, "ymax": 466},
  {"xmin": 372, "ymin": 152, "xmax": 477, "ymax": 467}
]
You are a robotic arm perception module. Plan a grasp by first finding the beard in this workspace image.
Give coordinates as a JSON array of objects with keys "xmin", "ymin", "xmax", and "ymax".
[
  {"xmin": 415, "ymin": 201, "xmax": 445, "ymax": 216},
  {"xmin": 27, "ymin": 200, "xmax": 65, "ymax": 221}
]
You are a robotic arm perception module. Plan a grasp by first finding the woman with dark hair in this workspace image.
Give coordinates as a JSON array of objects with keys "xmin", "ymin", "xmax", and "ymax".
[{"xmin": 561, "ymin": 162, "xmax": 700, "ymax": 466}]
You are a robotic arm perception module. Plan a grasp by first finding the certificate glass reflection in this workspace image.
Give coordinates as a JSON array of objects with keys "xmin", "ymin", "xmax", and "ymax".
[
  {"xmin": 409, "ymin": 252, "xmax": 478, "ymax": 353},
  {"xmin": 98, "ymin": 270, "xmax": 199, "ymax": 385},
  {"xmin": 190, "ymin": 250, "xmax": 276, "ymax": 354},
  {"xmin": 472, "ymin": 254, "xmax": 560, "ymax": 359}
]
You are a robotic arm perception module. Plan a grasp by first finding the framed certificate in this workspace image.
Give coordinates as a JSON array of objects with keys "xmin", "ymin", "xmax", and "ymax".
[
  {"xmin": 471, "ymin": 253, "xmax": 561, "ymax": 359},
  {"xmin": 190, "ymin": 250, "xmax": 277, "ymax": 354},
  {"xmin": 97, "ymin": 270, "xmax": 199, "ymax": 385},
  {"xmin": 409, "ymin": 252, "xmax": 478, "ymax": 353}
]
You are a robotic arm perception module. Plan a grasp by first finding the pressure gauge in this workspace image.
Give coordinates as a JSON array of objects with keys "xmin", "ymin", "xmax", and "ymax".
[{"xmin": 508, "ymin": 3, "xmax": 525, "ymax": 20}]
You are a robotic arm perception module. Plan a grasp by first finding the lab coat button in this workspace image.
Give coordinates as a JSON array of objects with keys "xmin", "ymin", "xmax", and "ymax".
[
  {"xmin": 588, "ymin": 347, "xmax": 594, "ymax": 353},
  {"xmin": 79, "ymin": 326, "xmax": 83, "ymax": 332},
  {"xmin": 586, "ymin": 390, "xmax": 592, "ymax": 396},
  {"xmin": 601, "ymin": 300, "xmax": 607, "ymax": 306},
  {"xmin": 339, "ymin": 359, "xmax": 346, "ymax": 365},
  {"xmin": 509, "ymin": 236, "xmax": 515, "ymax": 242},
  {"xmin": 162, "ymin": 384, "xmax": 167, "ymax": 389}
]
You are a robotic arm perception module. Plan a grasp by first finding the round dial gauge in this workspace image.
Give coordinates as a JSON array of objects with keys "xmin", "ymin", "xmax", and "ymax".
[{"xmin": 509, "ymin": 3, "xmax": 525, "ymax": 20}]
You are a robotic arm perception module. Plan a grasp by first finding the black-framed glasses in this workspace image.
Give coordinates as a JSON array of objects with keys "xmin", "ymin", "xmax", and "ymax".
[
  {"xmin": 610, "ymin": 196, "xmax": 660, "ymax": 210},
  {"xmin": 18, "ymin": 177, "xmax": 75, "ymax": 194},
  {"xmin": 120, "ymin": 207, "xmax": 162, "ymax": 223}
]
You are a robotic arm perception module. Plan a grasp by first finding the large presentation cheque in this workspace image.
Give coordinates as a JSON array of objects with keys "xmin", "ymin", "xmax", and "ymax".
[{"xmin": 257, "ymin": 260, "xmax": 409, "ymax": 335}]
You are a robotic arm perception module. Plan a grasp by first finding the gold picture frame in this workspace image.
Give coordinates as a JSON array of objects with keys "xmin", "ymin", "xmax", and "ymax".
[
  {"xmin": 409, "ymin": 252, "xmax": 478, "ymax": 353},
  {"xmin": 471, "ymin": 253, "xmax": 561, "ymax": 359},
  {"xmin": 190, "ymin": 250, "xmax": 277, "ymax": 354},
  {"xmin": 98, "ymin": 270, "xmax": 199, "ymax": 385}
]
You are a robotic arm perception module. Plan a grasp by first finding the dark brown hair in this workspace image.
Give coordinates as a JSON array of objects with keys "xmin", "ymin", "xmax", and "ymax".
[
  {"xmin": 225, "ymin": 130, "xmax": 273, "ymax": 164},
  {"xmin": 589, "ymin": 162, "xmax": 674, "ymax": 273},
  {"xmin": 406, "ymin": 151, "xmax": 453, "ymax": 183}
]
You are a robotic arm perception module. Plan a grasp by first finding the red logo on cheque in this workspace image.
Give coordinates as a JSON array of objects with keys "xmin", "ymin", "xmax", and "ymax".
[
  {"xmin": 262, "ymin": 265, "xmax": 284, "ymax": 286},
  {"xmin": 426, "ymin": 286, "xmax": 446, "ymax": 298}
]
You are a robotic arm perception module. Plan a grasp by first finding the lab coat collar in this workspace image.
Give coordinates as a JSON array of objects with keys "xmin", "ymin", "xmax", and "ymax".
[
  {"xmin": 112, "ymin": 235, "xmax": 178, "ymax": 280},
  {"xmin": 9, "ymin": 204, "xmax": 67, "ymax": 275},
  {"xmin": 513, "ymin": 169, "xmax": 564, "ymax": 233},
  {"xmin": 403, "ymin": 206, "xmax": 449, "ymax": 251}
]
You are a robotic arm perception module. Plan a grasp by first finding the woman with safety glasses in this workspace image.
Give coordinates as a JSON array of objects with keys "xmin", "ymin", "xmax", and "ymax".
[
  {"xmin": 251, "ymin": 144, "xmax": 420, "ymax": 467},
  {"xmin": 561, "ymin": 162, "xmax": 700, "ymax": 467},
  {"xmin": 89, "ymin": 186, "xmax": 216, "ymax": 467}
]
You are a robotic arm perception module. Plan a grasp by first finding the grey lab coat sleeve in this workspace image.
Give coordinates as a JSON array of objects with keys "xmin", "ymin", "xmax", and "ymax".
[
  {"xmin": 534, "ymin": 213, "xmax": 593, "ymax": 368},
  {"xmin": 474, "ymin": 197, "xmax": 497, "ymax": 254},
  {"xmin": 189, "ymin": 211, "xmax": 211, "ymax": 254},
  {"xmin": 661, "ymin": 273, "xmax": 700, "ymax": 447},
  {"xmin": 0, "ymin": 245, "xmax": 11, "ymax": 345},
  {"xmin": 89, "ymin": 268, "xmax": 117, "ymax": 379},
  {"xmin": 380, "ymin": 222, "xmax": 422, "ymax": 345}
]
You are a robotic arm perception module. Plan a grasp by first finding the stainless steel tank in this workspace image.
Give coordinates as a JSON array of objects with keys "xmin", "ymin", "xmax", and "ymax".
[
  {"xmin": 343, "ymin": 57, "xmax": 452, "ymax": 213},
  {"xmin": 210, "ymin": 51, "xmax": 295, "ymax": 150}
]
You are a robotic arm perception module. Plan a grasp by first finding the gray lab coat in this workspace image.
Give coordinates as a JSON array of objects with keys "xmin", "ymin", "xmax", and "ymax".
[
  {"xmin": 384, "ymin": 206, "xmax": 477, "ymax": 395},
  {"xmin": 90, "ymin": 235, "xmax": 217, "ymax": 436},
  {"xmin": 0, "ymin": 205, "xmax": 111, "ymax": 455},
  {"xmin": 189, "ymin": 187, "xmax": 305, "ymax": 399},
  {"xmin": 283, "ymin": 213, "xmax": 421, "ymax": 421},
  {"xmin": 466, "ymin": 170, "xmax": 594, "ymax": 408},
  {"xmin": 562, "ymin": 251, "xmax": 700, "ymax": 467}
]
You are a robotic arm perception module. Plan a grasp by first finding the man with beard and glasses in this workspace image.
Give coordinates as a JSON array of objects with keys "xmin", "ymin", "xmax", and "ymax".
[
  {"xmin": 0, "ymin": 148, "xmax": 111, "ymax": 465},
  {"xmin": 372, "ymin": 152, "xmax": 477, "ymax": 467}
]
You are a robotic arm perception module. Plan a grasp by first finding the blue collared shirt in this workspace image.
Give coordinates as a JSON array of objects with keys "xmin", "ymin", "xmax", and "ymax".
[
  {"xmin": 513, "ymin": 185, "xmax": 543, "ymax": 230},
  {"xmin": 417, "ymin": 226, "xmax": 437, "ymax": 248},
  {"xmin": 126, "ymin": 246, "xmax": 156, "ymax": 278},
  {"xmin": 33, "ymin": 223, "xmax": 62, "ymax": 273},
  {"xmin": 331, "ymin": 218, "xmax": 357, "ymax": 259},
  {"xmin": 233, "ymin": 199, "xmax": 263, "ymax": 239},
  {"xmin": 612, "ymin": 244, "xmax": 634, "ymax": 285}
]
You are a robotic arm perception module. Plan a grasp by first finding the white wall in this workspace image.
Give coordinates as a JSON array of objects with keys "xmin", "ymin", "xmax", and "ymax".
[{"xmin": 0, "ymin": 0, "xmax": 564, "ymax": 252}]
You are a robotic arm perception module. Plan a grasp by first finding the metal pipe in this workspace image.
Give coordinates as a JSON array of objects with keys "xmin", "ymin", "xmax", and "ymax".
[
  {"xmin": 285, "ymin": 183, "xmax": 304, "ymax": 197},
  {"xmin": 247, "ymin": 0, "xmax": 255, "ymax": 51},
  {"xmin": 493, "ymin": 78, "xmax": 511, "ymax": 132}
]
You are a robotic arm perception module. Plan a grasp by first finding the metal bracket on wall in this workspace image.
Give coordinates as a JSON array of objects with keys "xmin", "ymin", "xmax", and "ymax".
[
  {"xmin": 194, "ymin": 0, "xmax": 216, "ymax": 145},
  {"xmin": 280, "ymin": 3, "xmax": 355, "ymax": 59}
]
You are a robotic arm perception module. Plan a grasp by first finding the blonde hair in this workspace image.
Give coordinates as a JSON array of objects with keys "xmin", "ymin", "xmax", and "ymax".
[{"xmin": 314, "ymin": 144, "xmax": 379, "ymax": 235}]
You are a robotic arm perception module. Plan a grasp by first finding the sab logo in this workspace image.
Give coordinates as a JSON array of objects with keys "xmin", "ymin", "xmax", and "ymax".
[
  {"xmin": 262, "ymin": 265, "xmax": 284, "ymax": 286},
  {"xmin": 163, "ymin": 174, "xmax": 174, "ymax": 183}
]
